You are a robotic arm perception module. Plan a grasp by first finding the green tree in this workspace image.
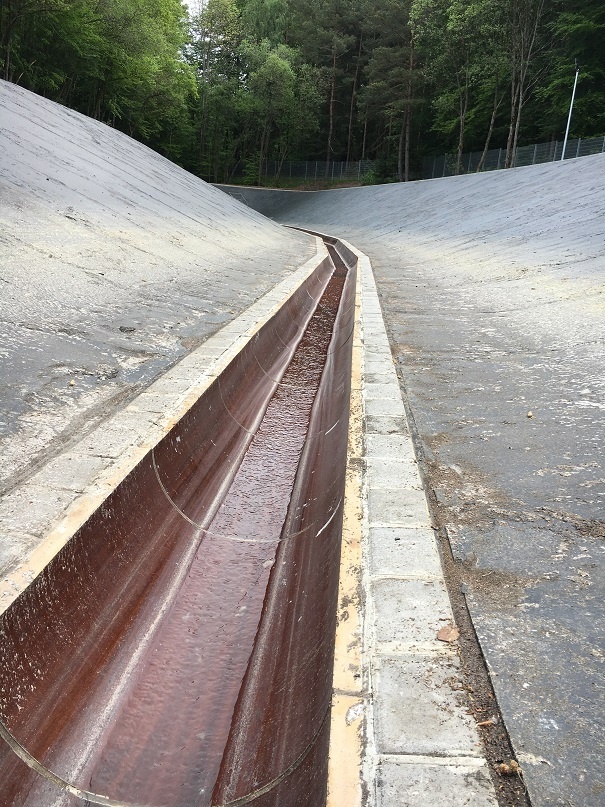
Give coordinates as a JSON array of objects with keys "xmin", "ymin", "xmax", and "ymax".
[
  {"xmin": 236, "ymin": 0, "xmax": 289, "ymax": 45},
  {"xmin": 242, "ymin": 40, "xmax": 322, "ymax": 182},
  {"xmin": 536, "ymin": 0, "xmax": 605, "ymax": 140},
  {"xmin": 360, "ymin": 0, "xmax": 420, "ymax": 181},
  {"xmin": 189, "ymin": 0, "xmax": 243, "ymax": 177},
  {"xmin": 413, "ymin": 0, "xmax": 508, "ymax": 174},
  {"xmin": 1, "ymin": 0, "xmax": 196, "ymax": 164},
  {"xmin": 503, "ymin": 0, "xmax": 550, "ymax": 166}
]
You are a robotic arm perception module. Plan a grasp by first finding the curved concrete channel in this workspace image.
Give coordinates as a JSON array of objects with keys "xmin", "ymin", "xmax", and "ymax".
[{"xmin": 0, "ymin": 239, "xmax": 356, "ymax": 806}]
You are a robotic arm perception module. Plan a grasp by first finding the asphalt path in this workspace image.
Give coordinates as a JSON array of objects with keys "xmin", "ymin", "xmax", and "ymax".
[{"xmin": 225, "ymin": 160, "xmax": 605, "ymax": 806}]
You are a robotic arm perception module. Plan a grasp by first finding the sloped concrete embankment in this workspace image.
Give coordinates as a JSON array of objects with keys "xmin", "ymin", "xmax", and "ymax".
[{"xmin": 0, "ymin": 79, "xmax": 315, "ymax": 511}]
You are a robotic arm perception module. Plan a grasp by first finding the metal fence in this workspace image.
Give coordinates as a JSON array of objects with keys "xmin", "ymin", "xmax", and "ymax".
[
  {"xmin": 232, "ymin": 159, "xmax": 375, "ymax": 182},
  {"xmin": 423, "ymin": 135, "xmax": 605, "ymax": 179}
]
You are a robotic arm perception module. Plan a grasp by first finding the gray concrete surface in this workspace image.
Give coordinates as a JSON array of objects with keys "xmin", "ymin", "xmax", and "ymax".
[
  {"xmin": 0, "ymin": 80, "xmax": 315, "ymax": 500},
  {"xmin": 356, "ymin": 247, "xmax": 497, "ymax": 806},
  {"xmin": 224, "ymin": 159, "xmax": 605, "ymax": 806}
]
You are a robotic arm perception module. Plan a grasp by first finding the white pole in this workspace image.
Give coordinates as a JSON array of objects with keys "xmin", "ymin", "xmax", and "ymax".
[{"xmin": 561, "ymin": 66, "xmax": 580, "ymax": 161}]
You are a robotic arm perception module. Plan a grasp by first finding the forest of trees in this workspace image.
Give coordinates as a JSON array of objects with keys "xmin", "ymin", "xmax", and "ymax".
[{"xmin": 1, "ymin": 0, "xmax": 604, "ymax": 183}]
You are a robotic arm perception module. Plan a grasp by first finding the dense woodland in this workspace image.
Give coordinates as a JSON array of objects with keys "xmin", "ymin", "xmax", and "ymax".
[{"xmin": 1, "ymin": 0, "xmax": 604, "ymax": 183}]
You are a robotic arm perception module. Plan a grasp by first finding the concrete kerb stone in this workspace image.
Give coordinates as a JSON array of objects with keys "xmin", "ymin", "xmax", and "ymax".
[
  {"xmin": 373, "ymin": 654, "xmax": 481, "ymax": 756},
  {"xmin": 374, "ymin": 756, "xmax": 497, "ymax": 807},
  {"xmin": 368, "ymin": 527, "xmax": 443, "ymax": 579},
  {"xmin": 0, "ymin": 237, "xmax": 330, "ymax": 613},
  {"xmin": 327, "ymin": 235, "xmax": 497, "ymax": 807}
]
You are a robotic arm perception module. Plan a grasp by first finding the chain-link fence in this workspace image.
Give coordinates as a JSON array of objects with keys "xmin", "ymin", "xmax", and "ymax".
[
  {"xmin": 423, "ymin": 135, "xmax": 605, "ymax": 179},
  {"xmin": 231, "ymin": 159, "xmax": 375, "ymax": 182}
]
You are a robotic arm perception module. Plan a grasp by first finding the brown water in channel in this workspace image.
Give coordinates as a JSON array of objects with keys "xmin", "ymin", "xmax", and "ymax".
[{"xmin": 0, "ymin": 245, "xmax": 354, "ymax": 807}]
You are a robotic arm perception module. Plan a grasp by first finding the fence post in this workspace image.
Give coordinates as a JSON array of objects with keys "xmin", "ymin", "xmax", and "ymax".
[
  {"xmin": 315, "ymin": 161, "xmax": 318, "ymax": 179},
  {"xmin": 358, "ymin": 161, "xmax": 361, "ymax": 180},
  {"xmin": 576, "ymin": 138, "xmax": 581, "ymax": 158},
  {"xmin": 442, "ymin": 155, "xmax": 447, "ymax": 177},
  {"xmin": 340, "ymin": 162, "xmax": 344, "ymax": 179},
  {"xmin": 532, "ymin": 144, "xmax": 538, "ymax": 164},
  {"xmin": 467, "ymin": 152, "xmax": 472, "ymax": 173},
  {"xmin": 496, "ymin": 149, "xmax": 502, "ymax": 170},
  {"xmin": 305, "ymin": 162, "xmax": 308, "ymax": 181}
]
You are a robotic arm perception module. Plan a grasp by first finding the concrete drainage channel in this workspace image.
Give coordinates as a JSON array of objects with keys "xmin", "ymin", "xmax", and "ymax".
[
  {"xmin": 0, "ymin": 230, "xmax": 499, "ymax": 807},
  {"xmin": 0, "ymin": 236, "xmax": 355, "ymax": 806}
]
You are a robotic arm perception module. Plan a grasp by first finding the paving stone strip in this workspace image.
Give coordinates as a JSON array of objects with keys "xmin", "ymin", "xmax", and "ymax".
[{"xmin": 340, "ymin": 239, "xmax": 498, "ymax": 807}]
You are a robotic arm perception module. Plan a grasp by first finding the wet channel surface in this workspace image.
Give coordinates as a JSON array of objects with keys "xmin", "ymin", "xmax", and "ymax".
[
  {"xmin": 0, "ymin": 249, "xmax": 354, "ymax": 806},
  {"xmin": 87, "ymin": 264, "xmax": 348, "ymax": 806}
]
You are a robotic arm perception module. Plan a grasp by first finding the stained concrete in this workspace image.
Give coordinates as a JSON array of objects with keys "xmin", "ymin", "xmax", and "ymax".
[
  {"xmin": 222, "ymin": 156, "xmax": 605, "ymax": 806},
  {"xmin": 0, "ymin": 80, "xmax": 315, "ymax": 500}
]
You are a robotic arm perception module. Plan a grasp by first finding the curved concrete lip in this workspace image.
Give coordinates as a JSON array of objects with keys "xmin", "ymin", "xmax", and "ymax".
[{"xmin": 0, "ymin": 240, "xmax": 329, "ymax": 614}]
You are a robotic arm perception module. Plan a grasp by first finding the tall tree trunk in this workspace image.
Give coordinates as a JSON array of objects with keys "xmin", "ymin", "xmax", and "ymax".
[
  {"xmin": 325, "ymin": 48, "xmax": 337, "ymax": 179},
  {"xmin": 199, "ymin": 87, "xmax": 207, "ymax": 174},
  {"xmin": 477, "ymin": 82, "xmax": 502, "ymax": 172},
  {"xmin": 511, "ymin": 88, "xmax": 524, "ymax": 160},
  {"xmin": 456, "ymin": 80, "xmax": 468, "ymax": 176},
  {"xmin": 505, "ymin": 74, "xmax": 520, "ymax": 168},
  {"xmin": 397, "ymin": 112, "xmax": 405, "ymax": 182},
  {"xmin": 258, "ymin": 124, "xmax": 268, "ymax": 185},
  {"xmin": 199, "ymin": 42, "xmax": 210, "ymax": 176},
  {"xmin": 404, "ymin": 31, "xmax": 415, "ymax": 182},
  {"xmin": 346, "ymin": 35, "xmax": 363, "ymax": 165},
  {"xmin": 404, "ymin": 104, "xmax": 412, "ymax": 181},
  {"xmin": 361, "ymin": 118, "xmax": 367, "ymax": 161},
  {"xmin": 505, "ymin": 0, "xmax": 545, "ymax": 168}
]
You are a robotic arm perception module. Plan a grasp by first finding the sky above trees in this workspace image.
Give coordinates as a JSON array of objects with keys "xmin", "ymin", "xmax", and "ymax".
[{"xmin": 1, "ymin": 0, "xmax": 603, "ymax": 183}]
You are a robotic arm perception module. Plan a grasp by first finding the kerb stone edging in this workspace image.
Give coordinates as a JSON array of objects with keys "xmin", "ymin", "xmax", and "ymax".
[{"xmin": 329, "ymin": 235, "xmax": 498, "ymax": 807}]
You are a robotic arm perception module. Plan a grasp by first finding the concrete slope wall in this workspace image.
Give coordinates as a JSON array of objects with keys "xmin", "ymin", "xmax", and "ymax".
[
  {"xmin": 218, "ymin": 154, "xmax": 605, "ymax": 288},
  {"xmin": 0, "ymin": 80, "xmax": 315, "ymax": 495}
]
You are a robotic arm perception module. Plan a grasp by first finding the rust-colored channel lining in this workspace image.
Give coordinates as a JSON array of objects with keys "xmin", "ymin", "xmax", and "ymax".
[{"xmin": 0, "ymin": 240, "xmax": 357, "ymax": 807}]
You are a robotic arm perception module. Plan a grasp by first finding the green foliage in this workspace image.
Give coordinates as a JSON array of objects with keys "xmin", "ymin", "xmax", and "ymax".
[
  {"xmin": 0, "ymin": 0, "xmax": 197, "ymax": 163},
  {"xmin": 360, "ymin": 168, "xmax": 380, "ymax": 185},
  {"xmin": 2, "ymin": 0, "xmax": 604, "ymax": 181},
  {"xmin": 534, "ymin": 1, "xmax": 605, "ymax": 138}
]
